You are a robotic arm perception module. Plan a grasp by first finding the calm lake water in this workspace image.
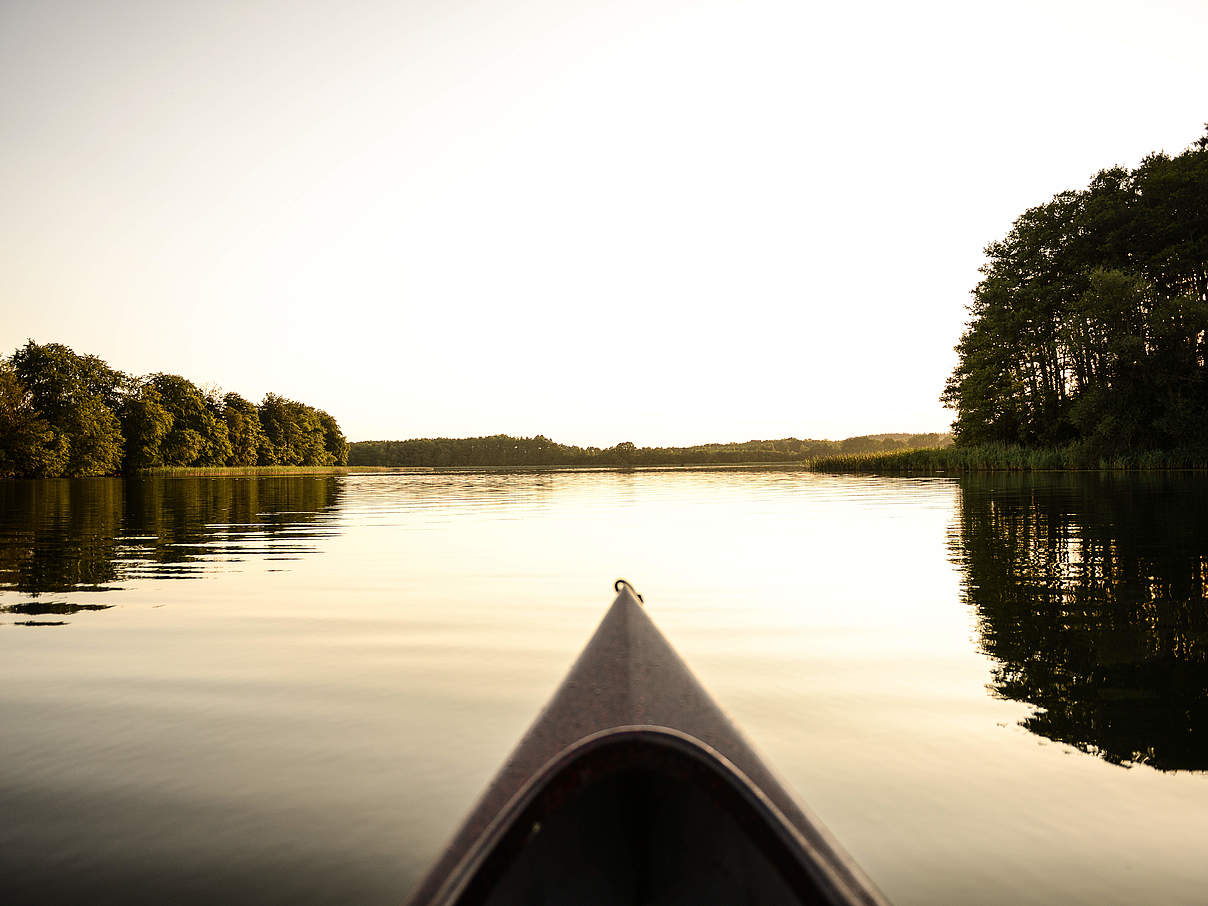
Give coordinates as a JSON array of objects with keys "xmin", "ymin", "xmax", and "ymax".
[{"xmin": 2, "ymin": 469, "xmax": 1206, "ymax": 904}]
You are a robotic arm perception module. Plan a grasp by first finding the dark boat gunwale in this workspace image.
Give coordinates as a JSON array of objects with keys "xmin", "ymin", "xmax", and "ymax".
[
  {"xmin": 431, "ymin": 725, "xmax": 861, "ymax": 906},
  {"xmin": 405, "ymin": 585, "xmax": 891, "ymax": 906}
]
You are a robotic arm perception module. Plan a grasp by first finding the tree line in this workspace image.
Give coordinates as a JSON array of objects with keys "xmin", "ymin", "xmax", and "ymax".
[
  {"xmin": 0, "ymin": 341, "xmax": 349, "ymax": 478},
  {"xmin": 349, "ymin": 432, "xmax": 951, "ymax": 468},
  {"xmin": 943, "ymin": 129, "xmax": 1208, "ymax": 455}
]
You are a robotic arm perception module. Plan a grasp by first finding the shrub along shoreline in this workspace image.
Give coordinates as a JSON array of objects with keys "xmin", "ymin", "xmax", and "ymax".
[
  {"xmin": 136, "ymin": 465, "xmax": 350, "ymax": 477},
  {"xmin": 808, "ymin": 444, "xmax": 1208, "ymax": 472}
]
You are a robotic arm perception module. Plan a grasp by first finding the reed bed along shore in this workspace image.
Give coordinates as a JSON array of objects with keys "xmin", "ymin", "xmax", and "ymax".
[
  {"xmin": 137, "ymin": 465, "xmax": 351, "ymax": 477},
  {"xmin": 807, "ymin": 444, "xmax": 1208, "ymax": 473}
]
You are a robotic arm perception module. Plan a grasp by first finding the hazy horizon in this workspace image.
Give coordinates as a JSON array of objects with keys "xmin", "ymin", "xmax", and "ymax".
[
  {"xmin": 4, "ymin": 0, "xmax": 1206, "ymax": 448},
  {"xmin": 345, "ymin": 427, "xmax": 950, "ymax": 447}
]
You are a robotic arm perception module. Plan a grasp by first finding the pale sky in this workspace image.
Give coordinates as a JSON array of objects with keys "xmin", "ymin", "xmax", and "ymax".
[{"xmin": 2, "ymin": 0, "xmax": 1205, "ymax": 446}]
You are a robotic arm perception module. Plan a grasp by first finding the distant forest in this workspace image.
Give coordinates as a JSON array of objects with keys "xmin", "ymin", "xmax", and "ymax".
[
  {"xmin": 349, "ymin": 433, "xmax": 952, "ymax": 467},
  {"xmin": 0, "ymin": 342, "xmax": 349, "ymax": 478},
  {"xmin": 944, "ymin": 129, "xmax": 1208, "ymax": 455}
]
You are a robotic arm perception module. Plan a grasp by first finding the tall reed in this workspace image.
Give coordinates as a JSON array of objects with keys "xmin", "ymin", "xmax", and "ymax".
[{"xmin": 807, "ymin": 444, "xmax": 1208, "ymax": 472}]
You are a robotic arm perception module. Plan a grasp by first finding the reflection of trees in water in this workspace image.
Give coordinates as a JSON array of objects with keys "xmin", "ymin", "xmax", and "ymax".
[
  {"xmin": 954, "ymin": 474, "xmax": 1208, "ymax": 771},
  {"xmin": 0, "ymin": 479, "xmax": 125, "ymax": 594},
  {"xmin": 0, "ymin": 476, "xmax": 341, "ymax": 599},
  {"xmin": 123, "ymin": 475, "xmax": 341, "ymax": 569}
]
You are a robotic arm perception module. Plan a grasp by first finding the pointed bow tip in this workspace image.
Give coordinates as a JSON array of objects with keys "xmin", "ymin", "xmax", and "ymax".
[{"xmin": 612, "ymin": 578, "xmax": 644, "ymax": 605}]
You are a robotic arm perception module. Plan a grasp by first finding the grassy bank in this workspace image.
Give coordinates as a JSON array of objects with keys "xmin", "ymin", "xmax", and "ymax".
[
  {"xmin": 137, "ymin": 465, "xmax": 349, "ymax": 477},
  {"xmin": 808, "ymin": 444, "xmax": 1208, "ymax": 473}
]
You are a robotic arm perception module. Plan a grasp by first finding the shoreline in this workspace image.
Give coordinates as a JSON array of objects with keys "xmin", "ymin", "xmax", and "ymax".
[
  {"xmin": 12, "ymin": 455, "xmax": 1208, "ymax": 478},
  {"xmin": 807, "ymin": 445, "xmax": 1208, "ymax": 473},
  {"xmin": 136, "ymin": 465, "xmax": 353, "ymax": 477},
  {"xmin": 139, "ymin": 461, "xmax": 813, "ymax": 477}
]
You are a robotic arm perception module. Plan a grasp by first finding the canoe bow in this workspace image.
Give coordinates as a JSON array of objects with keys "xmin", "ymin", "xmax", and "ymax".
[{"xmin": 405, "ymin": 584, "xmax": 890, "ymax": 906}]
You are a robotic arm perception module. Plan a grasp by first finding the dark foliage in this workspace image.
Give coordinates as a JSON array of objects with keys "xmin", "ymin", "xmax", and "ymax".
[
  {"xmin": 944, "ymin": 129, "xmax": 1208, "ymax": 455},
  {"xmin": 0, "ymin": 341, "xmax": 349, "ymax": 477},
  {"xmin": 349, "ymin": 433, "xmax": 951, "ymax": 468}
]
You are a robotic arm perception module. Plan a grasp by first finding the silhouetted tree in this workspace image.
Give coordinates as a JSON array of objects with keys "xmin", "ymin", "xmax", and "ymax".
[{"xmin": 944, "ymin": 130, "xmax": 1208, "ymax": 454}]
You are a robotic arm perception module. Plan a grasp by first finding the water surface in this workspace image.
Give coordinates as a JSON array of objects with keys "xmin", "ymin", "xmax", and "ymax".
[{"xmin": 1, "ymin": 470, "xmax": 1205, "ymax": 904}]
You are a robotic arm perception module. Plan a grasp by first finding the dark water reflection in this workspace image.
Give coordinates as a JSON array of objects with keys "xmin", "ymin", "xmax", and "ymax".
[
  {"xmin": 4, "ymin": 470, "xmax": 1208, "ymax": 905},
  {"xmin": 0, "ymin": 475, "xmax": 341, "ymax": 616},
  {"xmin": 952, "ymin": 474, "xmax": 1208, "ymax": 771},
  {"xmin": 6, "ymin": 472, "xmax": 1206, "ymax": 773}
]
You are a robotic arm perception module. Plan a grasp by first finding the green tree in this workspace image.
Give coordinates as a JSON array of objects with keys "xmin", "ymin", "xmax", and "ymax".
[
  {"xmin": 148, "ymin": 373, "xmax": 232, "ymax": 466},
  {"xmin": 61, "ymin": 395, "xmax": 125, "ymax": 476},
  {"xmin": 944, "ymin": 129, "xmax": 1208, "ymax": 455},
  {"xmin": 258, "ymin": 394, "xmax": 296, "ymax": 465},
  {"xmin": 316, "ymin": 410, "xmax": 349, "ymax": 466},
  {"xmin": 259, "ymin": 394, "xmax": 328, "ymax": 465},
  {"xmin": 119, "ymin": 382, "xmax": 173, "ymax": 471},
  {"xmin": 0, "ymin": 361, "xmax": 68, "ymax": 478},
  {"xmin": 611, "ymin": 441, "xmax": 637, "ymax": 465},
  {"xmin": 223, "ymin": 392, "xmax": 267, "ymax": 466},
  {"xmin": 1, "ymin": 342, "xmax": 350, "ymax": 477},
  {"xmin": 290, "ymin": 401, "xmax": 328, "ymax": 465},
  {"xmin": 9, "ymin": 342, "xmax": 124, "ymax": 476}
]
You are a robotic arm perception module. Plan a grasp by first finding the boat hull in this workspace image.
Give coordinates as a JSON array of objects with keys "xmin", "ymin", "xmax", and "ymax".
[{"xmin": 405, "ymin": 586, "xmax": 890, "ymax": 906}]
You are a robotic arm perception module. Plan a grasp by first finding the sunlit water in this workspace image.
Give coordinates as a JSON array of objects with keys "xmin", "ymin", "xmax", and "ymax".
[{"xmin": 1, "ymin": 469, "xmax": 1206, "ymax": 905}]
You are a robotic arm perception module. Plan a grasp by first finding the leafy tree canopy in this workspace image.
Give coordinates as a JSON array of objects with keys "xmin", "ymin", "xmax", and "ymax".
[
  {"xmin": 944, "ymin": 129, "xmax": 1208, "ymax": 454},
  {"xmin": 0, "ymin": 342, "xmax": 349, "ymax": 477},
  {"xmin": 0, "ymin": 361, "xmax": 67, "ymax": 478},
  {"xmin": 9, "ymin": 342, "xmax": 124, "ymax": 476}
]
